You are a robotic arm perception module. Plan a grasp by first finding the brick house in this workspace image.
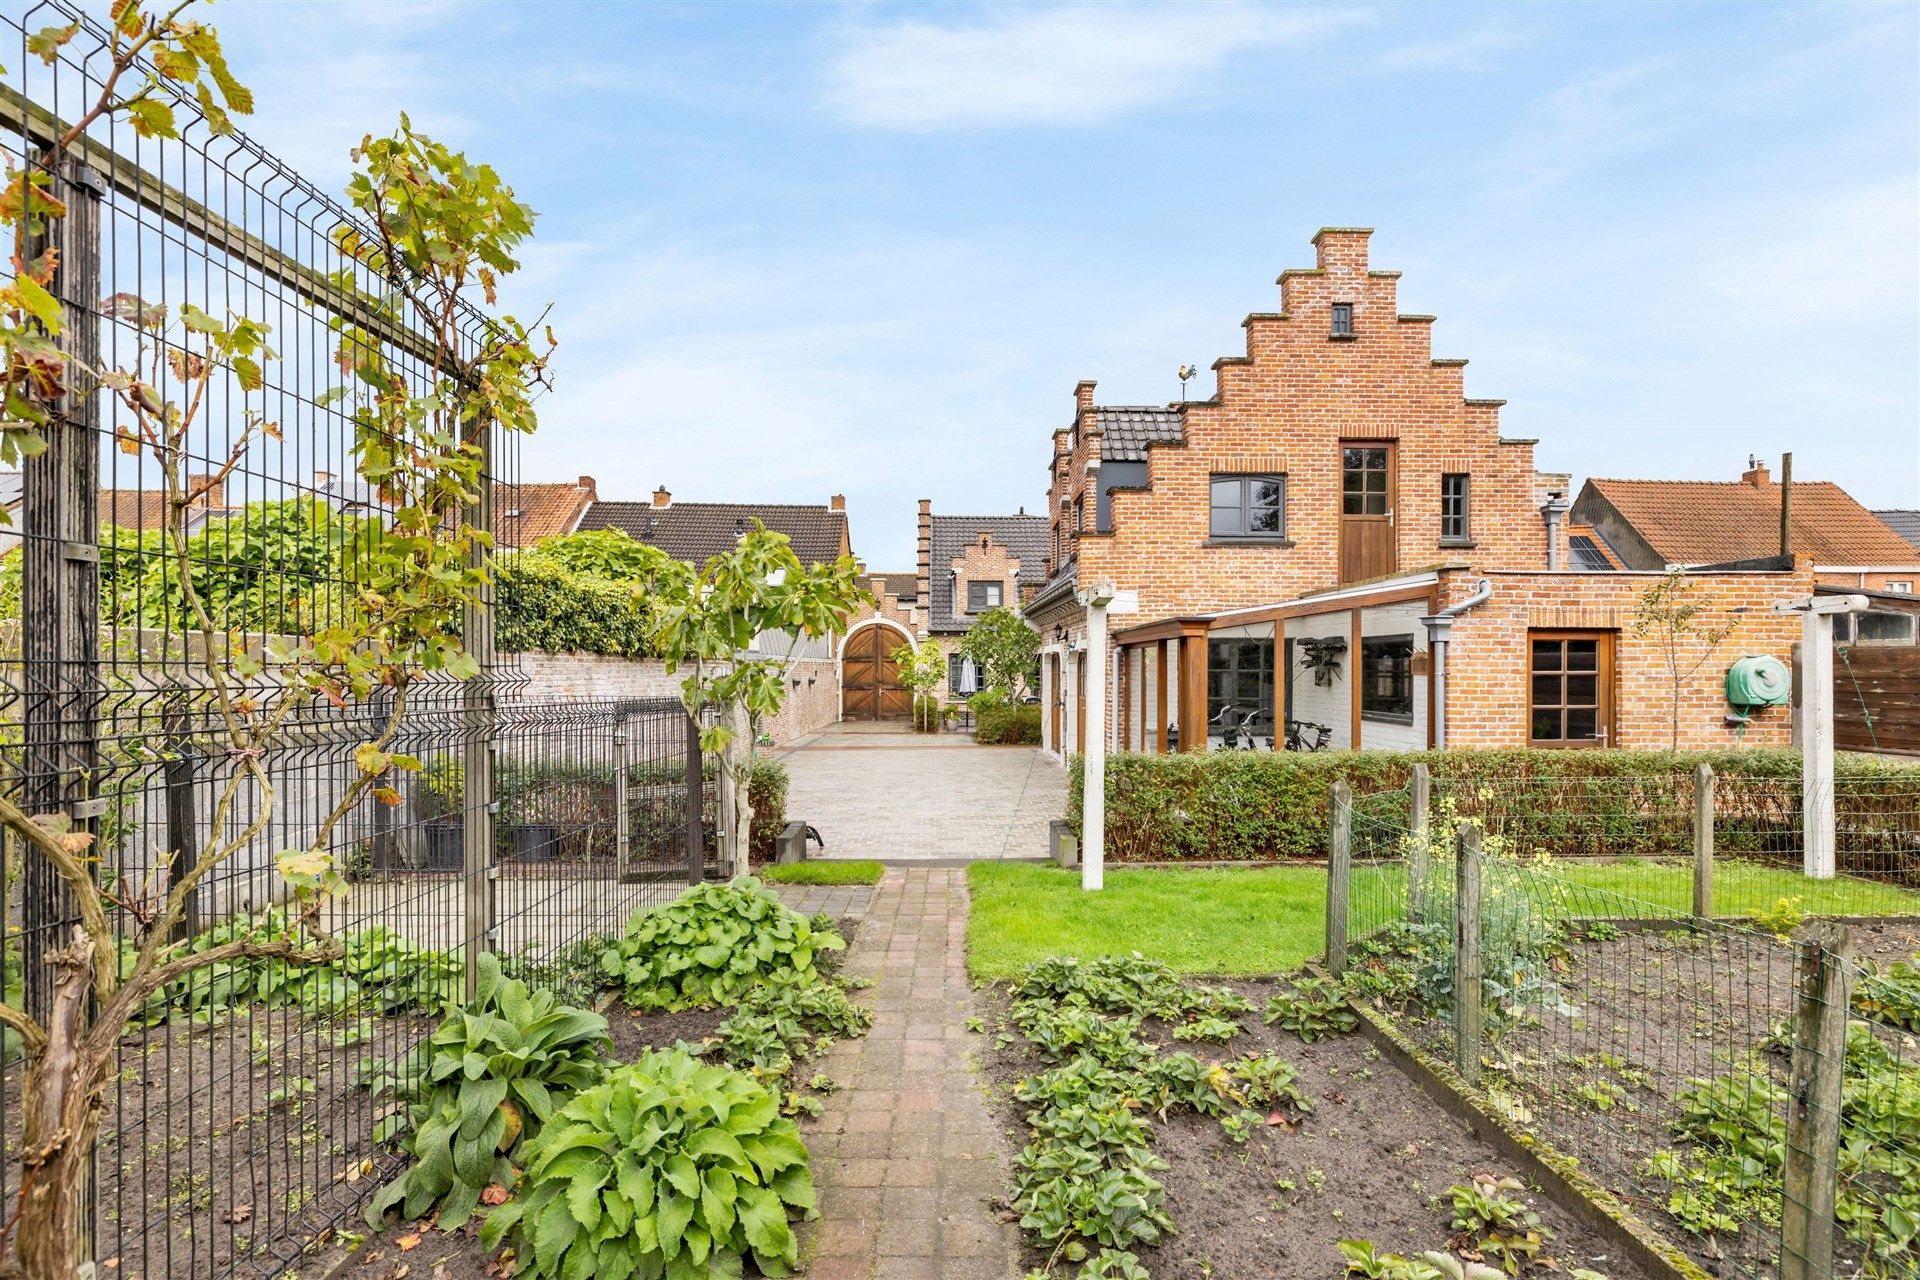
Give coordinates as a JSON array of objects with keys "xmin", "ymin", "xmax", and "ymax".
[
  {"xmin": 838, "ymin": 502, "xmax": 1048, "ymax": 720},
  {"xmin": 1025, "ymin": 227, "xmax": 1816, "ymax": 757},
  {"xmin": 1572, "ymin": 463, "xmax": 1920, "ymax": 596}
]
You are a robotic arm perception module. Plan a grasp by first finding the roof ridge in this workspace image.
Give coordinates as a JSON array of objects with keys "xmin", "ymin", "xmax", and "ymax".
[
  {"xmin": 1591, "ymin": 476, "xmax": 1844, "ymax": 488},
  {"xmin": 588, "ymin": 499, "xmax": 841, "ymax": 512}
]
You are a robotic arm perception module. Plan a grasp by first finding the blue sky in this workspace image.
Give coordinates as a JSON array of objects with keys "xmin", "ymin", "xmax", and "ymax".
[{"xmin": 215, "ymin": 1, "xmax": 1919, "ymax": 570}]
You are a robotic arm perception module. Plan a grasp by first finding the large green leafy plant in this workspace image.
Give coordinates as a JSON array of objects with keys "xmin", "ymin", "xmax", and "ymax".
[
  {"xmin": 599, "ymin": 878, "xmax": 844, "ymax": 1011},
  {"xmin": 481, "ymin": 1048, "xmax": 817, "ymax": 1279},
  {"xmin": 368, "ymin": 954, "xmax": 611, "ymax": 1230}
]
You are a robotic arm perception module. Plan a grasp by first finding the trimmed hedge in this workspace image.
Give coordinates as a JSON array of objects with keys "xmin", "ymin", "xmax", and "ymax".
[
  {"xmin": 1067, "ymin": 749, "xmax": 1920, "ymax": 864},
  {"xmin": 494, "ymin": 554, "xmax": 657, "ymax": 657},
  {"xmin": 976, "ymin": 704, "xmax": 1041, "ymax": 745}
]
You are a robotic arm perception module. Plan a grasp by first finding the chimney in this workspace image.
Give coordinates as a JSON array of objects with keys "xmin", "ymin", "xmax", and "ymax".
[
  {"xmin": 314, "ymin": 470, "xmax": 333, "ymax": 489},
  {"xmin": 652, "ymin": 486, "xmax": 671, "ymax": 508},
  {"xmin": 1311, "ymin": 226, "xmax": 1373, "ymax": 274},
  {"xmin": 1778, "ymin": 452, "xmax": 1793, "ymax": 557},
  {"xmin": 1074, "ymin": 380, "xmax": 1096, "ymax": 414},
  {"xmin": 829, "ymin": 494, "xmax": 845, "ymax": 512},
  {"xmin": 1741, "ymin": 457, "xmax": 1770, "ymax": 487},
  {"xmin": 187, "ymin": 472, "xmax": 224, "ymax": 509},
  {"xmin": 577, "ymin": 475, "xmax": 597, "ymax": 501},
  {"xmin": 916, "ymin": 499, "xmax": 933, "ymax": 626}
]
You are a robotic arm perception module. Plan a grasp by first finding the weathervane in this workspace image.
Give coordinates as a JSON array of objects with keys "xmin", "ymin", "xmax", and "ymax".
[{"xmin": 1178, "ymin": 364, "xmax": 1196, "ymax": 403}]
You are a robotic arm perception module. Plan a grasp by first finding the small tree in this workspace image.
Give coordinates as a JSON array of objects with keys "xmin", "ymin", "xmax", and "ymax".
[
  {"xmin": 959, "ymin": 606, "xmax": 1040, "ymax": 699},
  {"xmin": 652, "ymin": 526, "xmax": 866, "ymax": 867},
  {"xmin": 0, "ymin": 17, "xmax": 553, "ymax": 1275},
  {"xmin": 894, "ymin": 638, "xmax": 946, "ymax": 732},
  {"xmin": 1631, "ymin": 568, "xmax": 1738, "ymax": 752}
]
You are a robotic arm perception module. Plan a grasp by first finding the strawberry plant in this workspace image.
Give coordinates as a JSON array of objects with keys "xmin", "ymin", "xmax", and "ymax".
[
  {"xmin": 1854, "ymin": 957, "xmax": 1920, "ymax": 1033},
  {"xmin": 711, "ymin": 968, "xmax": 872, "ymax": 1091},
  {"xmin": 1172, "ymin": 1014, "xmax": 1240, "ymax": 1043},
  {"xmin": 1263, "ymin": 975, "xmax": 1359, "ymax": 1042},
  {"xmin": 367, "ymin": 954, "xmax": 611, "ymax": 1230},
  {"xmin": 1442, "ymin": 1176, "xmax": 1551, "ymax": 1275},
  {"xmin": 598, "ymin": 877, "xmax": 845, "ymax": 1011},
  {"xmin": 482, "ymin": 1047, "xmax": 817, "ymax": 1279},
  {"xmin": 1339, "ymin": 1239, "xmax": 1443, "ymax": 1280}
]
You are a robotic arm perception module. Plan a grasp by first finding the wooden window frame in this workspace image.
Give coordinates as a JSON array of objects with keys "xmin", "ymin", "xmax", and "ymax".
[
  {"xmin": 1526, "ymin": 629, "xmax": 1615, "ymax": 749},
  {"xmin": 1360, "ymin": 635, "xmax": 1415, "ymax": 725}
]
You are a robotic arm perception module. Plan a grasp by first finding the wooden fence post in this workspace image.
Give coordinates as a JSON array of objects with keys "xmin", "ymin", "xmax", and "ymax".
[
  {"xmin": 613, "ymin": 725, "xmax": 631, "ymax": 882},
  {"xmin": 686, "ymin": 712, "xmax": 705, "ymax": 884},
  {"xmin": 1409, "ymin": 763, "xmax": 1431, "ymax": 919},
  {"xmin": 1693, "ymin": 762, "xmax": 1715, "ymax": 920},
  {"xmin": 1327, "ymin": 780, "xmax": 1352, "ymax": 974},
  {"xmin": 1454, "ymin": 822, "xmax": 1484, "ymax": 1082},
  {"xmin": 1782, "ymin": 923, "xmax": 1850, "ymax": 1280}
]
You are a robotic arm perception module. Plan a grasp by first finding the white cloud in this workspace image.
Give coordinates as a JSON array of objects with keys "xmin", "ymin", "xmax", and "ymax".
[
  {"xmin": 1367, "ymin": 22, "xmax": 1534, "ymax": 75},
  {"xmin": 821, "ymin": 3, "xmax": 1367, "ymax": 131}
]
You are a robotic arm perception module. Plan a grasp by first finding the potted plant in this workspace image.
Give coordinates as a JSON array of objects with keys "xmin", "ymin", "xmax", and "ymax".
[{"xmin": 420, "ymin": 757, "xmax": 465, "ymax": 872}]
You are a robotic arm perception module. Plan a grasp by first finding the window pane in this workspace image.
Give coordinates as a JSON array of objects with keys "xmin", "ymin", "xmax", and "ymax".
[
  {"xmin": 1565, "ymin": 708, "xmax": 1598, "ymax": 739},
  {"xmin": 1531, "ymin": 673, "xmax": 1561, "ymax": 704},
  {"xmin": 1211, "ymin": 505, "xmax": 1240, "ymax": 535},
  {"xmin": 1252, "ymin": 480, "xmax": 1283, "ymax": 508},
  {"xmin": 1532, "ymin": 710, "xmax": 1561, "ymax": 740},
  {"xmin": 1249, "ymin": 505, "xmax": 1281, "ymax": 533},
  {"xmin": 1566, "ymin": 640, "xmax": 1599, "ymax": 671},
  {"xmin": 1565, "ymin": 673, "xmax": 1598, "ymax": 706},
  {"xmin": 1532, "ymin": 640, "xmax": 1563, "ymax": 672},
  {"xmin": 1342, "ymin": 493, "xmax": 1363, "ymax": 515},
  {"xmin": 1365, "ymin": 470, "xmax": 1387, "ymax": 493},
  {"xmin": 1211, "ymin": 478, "xmax": 1240, "ymax": 507},
  {"xmin": 1343, "ymin": 448, "xmax": 1365, "ymax": 471}
]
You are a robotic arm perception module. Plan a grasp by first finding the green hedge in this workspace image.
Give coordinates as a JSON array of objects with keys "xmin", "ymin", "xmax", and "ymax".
[
  {"xmin": 976, "ymin": 704, "xmax": 1041, "ymax": 745},
  {"xmin": 1067, "ymin": 749, "xmax": 1920, "ymax": 864},
  {"xmin": 495, "ymin": 554, "xmax": 656, "ymax": 657}
]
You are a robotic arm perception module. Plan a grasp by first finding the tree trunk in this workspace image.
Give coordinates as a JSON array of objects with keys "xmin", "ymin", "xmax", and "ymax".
[{"xmin": 8, "ymin": 935, "xmax": 105, "ymax": 1280}]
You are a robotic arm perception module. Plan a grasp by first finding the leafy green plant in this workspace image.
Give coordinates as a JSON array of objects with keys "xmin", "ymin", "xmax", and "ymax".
[
  {"xmin": 599, "ymin": 877, "xmax": 844, "ymax": 1011},
  {"xmin": 1442, "ymin": 1175, "xmax": 1550, "ymax": 1275},
  {"xmin": 481, "ymin": 1048, "xmax": 816, "ymax": 1278},
  {"xmin": 367, "ymin": 953, "xmax": 610, "ymax": 1229},
  {"xmin": 1263, "ymin": 975, "xmax": 1359, "ymax": 1042},
  {"xmin": 500, "ymin": 934, "xmax": 617, "ymax": 1011},
  {"xmin": 1172, "ymin": 1014, "xmax": 1241, "ymax": 1044},
  {"xmin": 1854, "ymin": 957, "xmax": 1920, "ymax": 1032},
  {"xmin": 711, "ymin": 969, "xmax": 872, "ymax": 1091},
  {"xmin": 959, "ymin": 605, "xmax": 1041, "ymax": 698},
  {"xmin": 977, "ymin": 703, "xmax": 1043, "ymax": 745},
  {"xmin": 1750, "ymin": 894, "xmax": 1805, "ymax": 940},
  {"xmin": 1419, "ymin": 1252, "xmax": 1509, "ymax": 1280},
  {"xmin": 1339, "ymin": 1239, "xmax": 1442, "ymax": 1280}
]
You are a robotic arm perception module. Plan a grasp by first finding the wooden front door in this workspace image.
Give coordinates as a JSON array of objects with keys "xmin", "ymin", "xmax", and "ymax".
[
  {"xmin": 1340, "ymin": 443, "xmax": 1396, "ymax": 583},
  {"xmin": 1075, "ymin": 654, "xmax": 1087, "ymax": 753},
  {"xmin": 841, "ymin": 627, "xmax": 910, "ymax": 720},
  {"xmin": 1048, "ymin": 654, "xmax": 1063, "ymax": 749}
]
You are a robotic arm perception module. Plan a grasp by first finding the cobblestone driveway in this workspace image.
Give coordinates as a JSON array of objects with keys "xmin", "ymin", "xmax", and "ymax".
[{"xmin": 780, "ymin": 725, "xmax": 1065, "ymax": 861}]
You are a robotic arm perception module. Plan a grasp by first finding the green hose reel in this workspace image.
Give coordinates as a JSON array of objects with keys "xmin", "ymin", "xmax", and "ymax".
[{"xmin": 1726, "ymin": 655, "xmax": 1792, "ymax": 709}]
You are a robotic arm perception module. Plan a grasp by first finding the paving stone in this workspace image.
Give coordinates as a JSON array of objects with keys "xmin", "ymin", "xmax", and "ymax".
[{"xmin": 799, "ymin": 869, "xmax": 1021, "ymax": 1280}]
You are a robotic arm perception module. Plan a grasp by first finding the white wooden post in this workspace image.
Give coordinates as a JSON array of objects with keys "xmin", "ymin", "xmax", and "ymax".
[
  {"xmin": 1078, "ymin": 584, "xmax": 1137, "ymax": 892},
  {"xmin": 1778, "ymin": 594, "xmax": 1866, "ymax": 880}
]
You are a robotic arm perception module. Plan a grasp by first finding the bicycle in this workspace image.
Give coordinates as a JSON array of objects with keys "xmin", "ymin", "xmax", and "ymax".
[{"xmin": 1284, "ymin": 719, "xmax": 1333, "ymax": 752}]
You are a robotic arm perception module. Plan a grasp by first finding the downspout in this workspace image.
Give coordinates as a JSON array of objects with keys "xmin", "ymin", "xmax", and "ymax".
[
  {"xmin": 1421, "ymin": 578, "xmax": 1493, "ymax": 750},
  {"xmin": 1541, "ymin": 492, "xmax": 1571, "ymax": 570}
]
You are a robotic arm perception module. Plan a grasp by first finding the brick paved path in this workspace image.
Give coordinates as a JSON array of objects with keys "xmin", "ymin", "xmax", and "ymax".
[
  {"xmin": 781, "ymin": 725, "xmax": 1065, "ymax": 861},
  {"xmin": 800, "ymin": 868, "xmax": 1021, "ymax": 1280}
]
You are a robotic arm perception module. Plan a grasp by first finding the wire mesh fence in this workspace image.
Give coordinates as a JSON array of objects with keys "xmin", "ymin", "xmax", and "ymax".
[
  {"xmin": 0, "ymin": 7, "xmax": 730, "ymax": 1277},
  {"xmin": 1337, "ymin": 782, "xmax": 1920, "ymax": 1280}
]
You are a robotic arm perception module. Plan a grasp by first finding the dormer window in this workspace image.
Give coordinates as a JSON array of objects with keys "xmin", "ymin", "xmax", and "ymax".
[
  {"xmin": 1330, "ymin": 302, "xmax": 1355, "ymax": 338},
  {"xmin": 966, "ymin": 580, "xmax": 1003, "ymax": 612}
]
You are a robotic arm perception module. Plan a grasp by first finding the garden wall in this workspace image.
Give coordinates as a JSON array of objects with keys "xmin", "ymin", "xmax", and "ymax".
[
  {"xmin": 507, "ymin": 650, "xmax": 841, "ymax": 744},
  {"xmin": 1067, "ymin": 747, "xmax": 1920, "ymax": 865}
]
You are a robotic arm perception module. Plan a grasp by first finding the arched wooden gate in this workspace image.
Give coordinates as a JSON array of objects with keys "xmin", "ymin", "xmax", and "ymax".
[{"xmin": 842, "ymin": 626, "xmax": 911, "ymax": 720}]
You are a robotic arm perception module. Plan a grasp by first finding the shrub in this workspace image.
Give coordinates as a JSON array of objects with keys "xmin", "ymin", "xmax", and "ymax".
[
  {"xmin": 976, "ymin": 703, "xmax": 1041, "ymax": 745},
  {"xmin": 367, "ymin": 954, "xmax": 611, "ymax": 1230},
  {"xmin": 747, "ymin": 755, "xmax": 788, "ymax": 865},
  {"xmin": 482, "ymin": 1048, "xmax": 816, "ymax": 1279},
  {"xmin": 1068, "ymin": 748, "xmax": 1920, "ymax": 863},
  {"xmin": 598, "ymin": 877, "xmax": 844, "ymax": 1011},
  {"xmin": 494, "ymin": 548, "xmax": 659, "ymax": 657}
]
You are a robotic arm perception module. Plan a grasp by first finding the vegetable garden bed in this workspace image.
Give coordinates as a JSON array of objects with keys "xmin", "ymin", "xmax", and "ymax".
[{"xmin": 975, "ymin": 958, "xmax": 1656, "ymax": 1280}]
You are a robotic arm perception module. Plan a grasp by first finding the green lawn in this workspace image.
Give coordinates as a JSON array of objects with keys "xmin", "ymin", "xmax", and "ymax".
[
  {"xmin": 965, "ymin": 862, "xmax": 1327, "ymax": 979},
  {"xmin": 760, "ymin": 859, "xmax": 886, "ymax": 886},
  {"xmin": 1547, "ymin": 858, "xmax": 1920, "ymax": 919}
]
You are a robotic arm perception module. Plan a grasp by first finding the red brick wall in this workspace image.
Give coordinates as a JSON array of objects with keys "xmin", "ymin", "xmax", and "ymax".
[
  {"xmin": 1440, "ymin": 566, "xmax": 1815, "ymax": 750},
  {"xmin": 1050, "ymin": 229, "xmax": 1551, "ymax": 629}
]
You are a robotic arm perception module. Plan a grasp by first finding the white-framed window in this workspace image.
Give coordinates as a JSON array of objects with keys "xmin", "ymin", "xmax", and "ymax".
[{"xmin": 1887, "ymin": 580, "xmax": 1913, "ymax": 594}]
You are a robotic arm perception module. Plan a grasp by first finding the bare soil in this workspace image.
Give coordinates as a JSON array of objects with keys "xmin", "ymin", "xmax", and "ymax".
[{"xmin": 979, "ymin": 979, "xmax": 1659, "ymax": 1280}]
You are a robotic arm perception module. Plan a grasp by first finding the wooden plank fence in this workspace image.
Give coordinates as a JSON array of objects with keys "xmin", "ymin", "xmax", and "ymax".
[{"xmin": 1834, "ymin": 644, "xmax": 1920, "ymax": 756}]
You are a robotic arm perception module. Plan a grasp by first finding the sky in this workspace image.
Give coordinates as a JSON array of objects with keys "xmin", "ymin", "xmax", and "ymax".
[{"xmin": 209, "ymin": 0, "xmax": 1920, "ymax": 571}]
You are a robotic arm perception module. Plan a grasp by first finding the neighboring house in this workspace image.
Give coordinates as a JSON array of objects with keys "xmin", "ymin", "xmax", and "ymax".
[
  {"xmin": 0, "ymin": 470, "xmax": 21, "ymax": 552},
  {"xmin": 579, "ymin": 487, "xmax": 851, "ymax": 566},
  {"xmin": 1024, "ymin": 227, "xmax": 1812, "ymax": 757},
  {"xmin": 1572, "ymin": 464, "xmax": 1920, "ymax": 595},
  {"xmin": 318, "ymin": 472, "xmax": 596, "ymax": 548},
  {"xmin": 838, "ymin": 502, "xmax": 1048, "ymax": 720}
]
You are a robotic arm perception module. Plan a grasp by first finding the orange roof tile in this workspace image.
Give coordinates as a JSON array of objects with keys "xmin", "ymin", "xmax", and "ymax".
[
  {"xmin": 1586, "ymin": 477, "xmax": 1918, "ymax": 567},
  {"xmin": 494, "ymin": 478, "xmax": 595, "ymax": 548}
]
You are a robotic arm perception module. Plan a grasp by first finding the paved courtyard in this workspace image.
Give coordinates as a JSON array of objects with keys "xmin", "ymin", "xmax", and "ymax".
[
  {"xmin": 799, "ymin": 867, "xmax": 1021, "ymax": 1280},
  {"xmin": 780, "ymin": 724, "xmax": 1065, "ymax": 860}
]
